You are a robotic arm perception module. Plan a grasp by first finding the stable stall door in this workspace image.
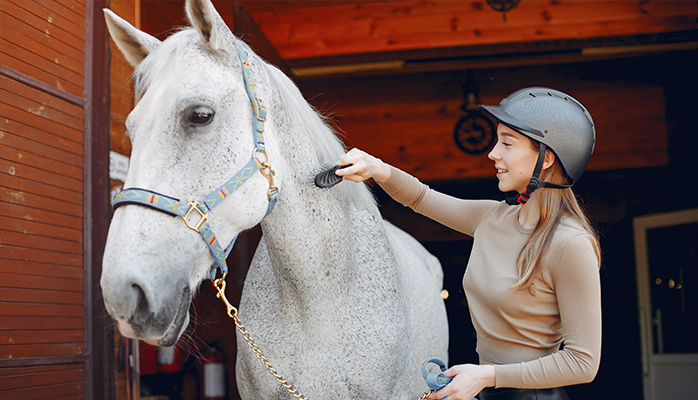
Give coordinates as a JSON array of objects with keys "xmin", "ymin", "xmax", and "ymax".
[{"xmin": 634, "ymin": 209, "xmax": 698, "ymax": 400}]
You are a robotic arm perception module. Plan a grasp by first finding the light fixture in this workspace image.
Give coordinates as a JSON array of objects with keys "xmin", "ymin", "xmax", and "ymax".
[{"xmin": 486, "ymin": 0, "xmax": 521, "ymax": 22}]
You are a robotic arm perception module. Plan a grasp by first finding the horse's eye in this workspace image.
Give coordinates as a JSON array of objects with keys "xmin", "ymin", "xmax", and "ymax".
[{"xmin": 191, "ymin": 108, "xmax": 214, "ymax": 125}]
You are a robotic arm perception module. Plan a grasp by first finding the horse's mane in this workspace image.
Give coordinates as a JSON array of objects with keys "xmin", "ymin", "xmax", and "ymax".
[
  {"xmin": 134, "ymin": 29, "xmax": 376, "ymax": 211},
  {"xmin": 261, "ymin": 56, "xmax": 377, "ymax": 212}
]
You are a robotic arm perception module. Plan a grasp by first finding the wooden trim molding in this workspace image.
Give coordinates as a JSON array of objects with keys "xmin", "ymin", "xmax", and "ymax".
[
  {"xmin": 0, "ymin": 355, "xmax": 89, "ymax": 368},
  {"xmin": 0, "ymin": 65, "xmax": 86, "ymax": 107},
  {"xmin": 84, "ymin": 0, "xmax": 110, "ymax": 399}
]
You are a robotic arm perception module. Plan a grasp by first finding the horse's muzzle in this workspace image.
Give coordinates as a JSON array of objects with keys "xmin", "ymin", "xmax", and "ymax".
[{"xmin": 102, "ymin": 275, "xmax": 191, "ymax": 346}]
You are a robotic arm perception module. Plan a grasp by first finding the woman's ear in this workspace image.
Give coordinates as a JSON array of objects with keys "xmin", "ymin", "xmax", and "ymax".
[{"xmin": 542, "ymin": 148, "xmax": 556, "ymax": 171}]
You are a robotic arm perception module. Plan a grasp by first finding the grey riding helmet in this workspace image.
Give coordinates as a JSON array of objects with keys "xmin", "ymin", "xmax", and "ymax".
[{"xmin": 479, "ymin": 87, "xmax": 595, "ymax": 204}]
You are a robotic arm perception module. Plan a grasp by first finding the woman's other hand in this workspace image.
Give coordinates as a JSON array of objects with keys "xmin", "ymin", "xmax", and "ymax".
[
  {"xmin": 426, "ymin": 364, "xmax": 495, "ymax": 400},
  {"xmin": 336, "ymin": 148, "xmax": 391, "ymax": 183}
]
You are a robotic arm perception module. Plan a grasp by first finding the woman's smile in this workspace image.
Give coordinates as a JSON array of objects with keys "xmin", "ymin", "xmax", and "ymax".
[{"xmin": 488, "ymin": 125, "xmax": 540, "ymax": 194}]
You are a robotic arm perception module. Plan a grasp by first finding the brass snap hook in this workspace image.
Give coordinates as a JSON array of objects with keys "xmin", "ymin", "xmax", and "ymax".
[
  {"xmin": 213, "ymin": 274, "xmax": 238, "ymax": 318},
  {"xmin": 260, "ymin": 162, "xmax": 278, "ymax": 199}
]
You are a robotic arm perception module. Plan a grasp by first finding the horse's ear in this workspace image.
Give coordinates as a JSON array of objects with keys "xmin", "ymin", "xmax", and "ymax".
[
  {"xmin": 104, "ymin": 9, "xmax": 160, "ymax": 67},
  {"xmin": 185, "ymin": 0, "xmax": 230, "ymax": 51}
]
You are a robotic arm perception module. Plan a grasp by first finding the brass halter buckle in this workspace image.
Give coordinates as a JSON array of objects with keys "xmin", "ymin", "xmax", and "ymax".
[
  {"xmin": 181, "ymin": 201, "xmax": 209, "ymax": 232},
  {"xmin": 253, "ymin": 97, "xmax": 267, "ymax": 122}
]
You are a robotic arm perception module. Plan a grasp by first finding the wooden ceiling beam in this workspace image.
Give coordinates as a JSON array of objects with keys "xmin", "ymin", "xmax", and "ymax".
[
  {"xmin": 251, "ymin": 0, "xmax": 698, "ymax": 60},
  {"xmin": 139, "ymin": 1, "xmax": 292, "ymax": 76},
  {"xmin": 229, "ymin": 3, "xmax": 292, "ymax": 77},
  {"xmin": 139, "ymin": 1, "xmax": 698, "ymax": 79},
  {"xmin": 289, "ymin": 30, "xmax": 698, "ymax": 78},
  {"xmin": 288, "ymin": 29, "xmax": 698, "ymax": 68}
]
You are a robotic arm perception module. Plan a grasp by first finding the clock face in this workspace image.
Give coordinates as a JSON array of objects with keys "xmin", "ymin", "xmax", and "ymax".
[{"xmin": 453, "ymin": 111, "xmax": 496, "ymax": 155}]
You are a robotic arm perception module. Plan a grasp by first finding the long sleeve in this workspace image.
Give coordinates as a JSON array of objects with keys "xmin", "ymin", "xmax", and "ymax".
[
  {"xmin": 380, "ymin": 164, "xmax": 602, "ymax": 389},
  {"xmin": 492, "ymin": 234, "xmax": 602, "ymax": 388},
  {"xmin": 378, "ymin": 165, "xmax": 499, "ymax": 236}
]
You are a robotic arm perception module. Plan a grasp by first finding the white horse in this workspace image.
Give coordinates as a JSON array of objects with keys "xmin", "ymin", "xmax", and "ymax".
[{"xmin": 100, "ymin": 0, "xmax": 448, "ymax": 398}]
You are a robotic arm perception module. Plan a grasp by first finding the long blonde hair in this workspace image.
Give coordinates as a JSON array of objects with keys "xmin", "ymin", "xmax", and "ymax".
[{"xmin": 511, "ymin": 157, "xmax": 601, "ymax": 291}]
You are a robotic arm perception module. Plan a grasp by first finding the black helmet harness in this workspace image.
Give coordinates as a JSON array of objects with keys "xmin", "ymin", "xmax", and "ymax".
[
  {"xmin": 505, "ymin": 142, "xmax": 572, "ymax": 206},
  {"xmin": 479, "ymin": 87, "xmax": 595, "ymax": 206}
]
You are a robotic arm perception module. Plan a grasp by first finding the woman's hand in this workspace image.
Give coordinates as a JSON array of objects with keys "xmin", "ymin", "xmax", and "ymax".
[
  {"xmin": 426, "ymin": 364, "xmax": 495, "ymax": 400},
  {"xmin": 335, "ymin": 148, "xmax": 391, "ymax": 183}
]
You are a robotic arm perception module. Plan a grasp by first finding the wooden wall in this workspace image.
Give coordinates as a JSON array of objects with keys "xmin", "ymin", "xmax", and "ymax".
[
  {"xmin": 0, "ymin": 0, "xmax": 88, "ymax": 398},
  {"xmin": 297, "ymin": 64, "xmax": 668, "ymax": 183}
]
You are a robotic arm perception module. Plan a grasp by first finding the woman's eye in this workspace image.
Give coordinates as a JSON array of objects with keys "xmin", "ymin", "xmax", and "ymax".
[{"xmin": 191, "ymin": 108, "xmax": 214, "ymax": 125}]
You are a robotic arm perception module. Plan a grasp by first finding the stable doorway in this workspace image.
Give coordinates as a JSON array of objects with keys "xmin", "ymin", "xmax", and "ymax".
[{"xmin": 634, "ymin": 209, "xmax": 698, "ymax": 400}]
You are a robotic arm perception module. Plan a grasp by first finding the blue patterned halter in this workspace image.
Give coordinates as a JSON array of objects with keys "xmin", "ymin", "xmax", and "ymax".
[{"xmin": 112, "ymin": 41, "xmax": 279, "ymax": 281}]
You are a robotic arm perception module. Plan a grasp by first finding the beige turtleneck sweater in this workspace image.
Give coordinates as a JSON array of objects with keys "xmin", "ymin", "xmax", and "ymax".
[{"xmin": 379, "ymin": 166, "xmax": 601, "ymax": 389}]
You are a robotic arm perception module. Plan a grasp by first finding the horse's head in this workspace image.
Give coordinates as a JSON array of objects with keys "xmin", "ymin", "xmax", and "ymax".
[{"xmin": 101, "ymin": 0, "xmax": 280, "ymax": 346}]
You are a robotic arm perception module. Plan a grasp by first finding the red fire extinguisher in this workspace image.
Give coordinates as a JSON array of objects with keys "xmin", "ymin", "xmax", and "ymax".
[{"xmin": 201, "ymin": 351, "xmax": 226, "ymax": 400}]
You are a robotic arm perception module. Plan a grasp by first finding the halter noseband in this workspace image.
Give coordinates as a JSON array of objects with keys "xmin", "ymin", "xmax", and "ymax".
[{"xmin": 112, "ymin": 42, "xmax": 279, "ymax": 281}]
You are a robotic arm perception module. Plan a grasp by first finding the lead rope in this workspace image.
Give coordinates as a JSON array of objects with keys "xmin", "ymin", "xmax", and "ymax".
[{"xmin": 213, "ymin": 275, "xmax": 309, "ymax": 400}]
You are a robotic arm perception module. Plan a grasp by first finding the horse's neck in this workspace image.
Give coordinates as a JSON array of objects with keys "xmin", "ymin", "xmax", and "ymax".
[
  {"xmin": 257, "ymin": 161, "xmax": 384, "ymax": 317},
  {"xmin": 260, "ymin": 179, "xmax": 349, "ymax": 286},
  {"xmin": 254, "ymin": 69, "xmax": 382, "ymax": 304}
]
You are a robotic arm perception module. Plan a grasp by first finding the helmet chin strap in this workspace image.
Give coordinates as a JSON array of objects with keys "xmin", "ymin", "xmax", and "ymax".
[{"xmin": 505, "ymin": 144, "xmax": 573, "ymax": 206}]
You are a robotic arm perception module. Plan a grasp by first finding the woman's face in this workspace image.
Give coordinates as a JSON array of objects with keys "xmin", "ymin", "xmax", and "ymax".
[{"xmin": 487, "ymin": 124, "xmax": 540, "ymax": 194}]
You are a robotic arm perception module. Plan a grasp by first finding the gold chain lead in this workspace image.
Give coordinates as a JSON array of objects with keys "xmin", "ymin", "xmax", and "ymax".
[
  {"xmin": 214, "ymin": 275, "xmax": 431, "ymax": 400},
  {"xmin": 214, "ymin": 276, "xmax": 309, "ymax": 400},
  {"xmin": 418, "ymin": 390, "xmax": 434, "ymax": 400}
]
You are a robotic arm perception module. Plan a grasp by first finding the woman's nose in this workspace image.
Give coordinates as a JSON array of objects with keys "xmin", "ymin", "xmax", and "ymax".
[{"xmin": 488, "ymin": 147, "xmax": 499, "ymax": 161}]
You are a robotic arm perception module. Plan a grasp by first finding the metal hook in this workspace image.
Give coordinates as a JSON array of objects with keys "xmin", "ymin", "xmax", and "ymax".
[{"xmin": 213, "ymin": 274, "xmax": 238, "ymax": 318}]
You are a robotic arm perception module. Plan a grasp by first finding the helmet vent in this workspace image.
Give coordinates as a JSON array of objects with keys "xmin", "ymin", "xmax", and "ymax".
[
  {"xmin": 529, "ymin": 93, "xmax": 536, "ymax": 98},
  {"xmin": 547, "ymin": 92, "xmax": 553, "ymax": 96}
]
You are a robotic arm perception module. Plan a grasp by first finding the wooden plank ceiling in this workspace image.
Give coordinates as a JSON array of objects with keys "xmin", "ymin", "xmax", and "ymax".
[{"xmin": 141, "ymin": 0, "xmax": 698, "ymax": 78}]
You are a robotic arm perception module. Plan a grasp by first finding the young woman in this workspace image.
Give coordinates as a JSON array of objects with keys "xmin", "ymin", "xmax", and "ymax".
[{"xmin": 336, "ymin": 87, "xmax": 602, "ymax": 400}]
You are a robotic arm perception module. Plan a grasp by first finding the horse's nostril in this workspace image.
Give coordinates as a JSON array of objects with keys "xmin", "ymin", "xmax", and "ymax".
[{"xmin": 131, "ymin": 283, "xmax": 151, "ymax": 318}]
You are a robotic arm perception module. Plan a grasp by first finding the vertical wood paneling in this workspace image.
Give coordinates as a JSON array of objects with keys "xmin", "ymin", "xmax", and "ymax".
[{"xmin": 0, "ymin": 0, "xmax": 87, "ymax": 397}]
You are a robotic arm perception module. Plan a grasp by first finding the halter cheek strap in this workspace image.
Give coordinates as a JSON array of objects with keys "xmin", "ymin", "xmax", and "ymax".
[{"xmin": 112, "ymin": 42, "xmax": 278, "ymax": 281}]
